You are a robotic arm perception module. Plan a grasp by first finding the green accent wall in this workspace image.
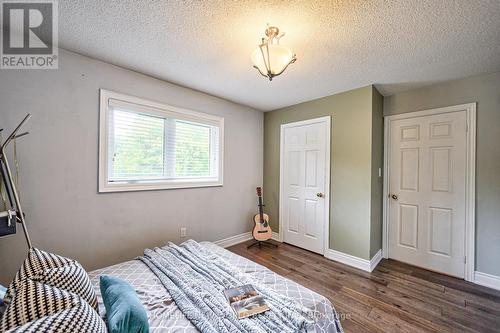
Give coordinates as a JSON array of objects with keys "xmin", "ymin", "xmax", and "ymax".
[
  {"xmin": 264, "ymin": 85, "xmax": 383, "ymax": 260},
  {"xmin": 370, "ymin": 87, "xmax": 384, "ymax": 257}
]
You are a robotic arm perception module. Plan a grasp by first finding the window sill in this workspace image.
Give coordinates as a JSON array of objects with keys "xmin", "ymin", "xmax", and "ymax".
[{"xmin": 98, "ymin": 180, "xmax": 223, "ymax": 193}]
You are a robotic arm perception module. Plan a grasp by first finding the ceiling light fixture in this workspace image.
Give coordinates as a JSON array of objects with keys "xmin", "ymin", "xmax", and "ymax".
[{"xmin": 251, "ymin": 25, "xmax": 296, "ymax": 81}]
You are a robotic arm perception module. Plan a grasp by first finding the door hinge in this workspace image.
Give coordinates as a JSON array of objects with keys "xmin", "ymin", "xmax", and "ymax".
[
  {"xmin": 464, "ymin": 255, "xmax": 466, "ymax": 264},
  {"xmin": 466, "ymin": 124, "xmax": 469, "ymax": 132}
]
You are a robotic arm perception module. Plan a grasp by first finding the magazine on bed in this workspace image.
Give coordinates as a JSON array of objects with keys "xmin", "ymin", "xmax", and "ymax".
[{"xmin": 223, "ymin": 284, "xmax": 270, "ymax": 319}]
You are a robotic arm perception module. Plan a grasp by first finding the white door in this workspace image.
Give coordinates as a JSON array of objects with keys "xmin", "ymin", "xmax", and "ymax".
[
  {"xmin": 388, "ymin": 111, "xmax": 467, "ymax": 277},
  {"xmin": 281, "ymin": 117, "xmax": 330, "ymax": 254}
]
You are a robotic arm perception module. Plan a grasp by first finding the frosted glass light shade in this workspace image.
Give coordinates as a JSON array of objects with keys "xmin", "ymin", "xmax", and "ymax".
[{"xmin": 251, "ymin": 44, "xmax": 295, "ymax": 78}]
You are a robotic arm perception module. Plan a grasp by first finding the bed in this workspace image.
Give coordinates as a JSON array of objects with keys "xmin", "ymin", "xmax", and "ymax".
[{"xmin": 89, "ymin": 241, "xmax": 343, "ymax": 332}]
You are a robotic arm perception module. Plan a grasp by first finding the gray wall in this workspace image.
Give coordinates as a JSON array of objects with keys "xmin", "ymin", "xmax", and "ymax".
[
  {"xmin": 384, "ymin": 72, "xmax": 500, "ymax": 276},
  {"xmin": 0, "ymin": 49, "xmax": 263, "ymax": 284},
  {"xmin": 264, "ymin": 86, "xmax": 382, "ymax": 260}
]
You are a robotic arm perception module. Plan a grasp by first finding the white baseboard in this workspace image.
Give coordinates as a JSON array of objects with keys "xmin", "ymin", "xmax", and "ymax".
[
  {"xmin": 271, "ymin": 232, "xmax": 282, "ymax": 242},
  {"xmin": 474, "ymin": 271, "xmax": 500, "ymax": 291},
  {"xmin": 324, "ymin": 248, "xmax": 382, "ymax": 272},
  {"xmin": 213, "ymin": 232, "xmax": 253, "ymax": 248},
  {"xmin": 370, "ymin": 249, "xmax": 383, "ymax": 272}
]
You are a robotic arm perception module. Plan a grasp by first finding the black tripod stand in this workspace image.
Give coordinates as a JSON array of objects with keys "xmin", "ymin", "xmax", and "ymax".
[{"xmin": 247, "ymin": 239, "xmax": 278, "ymax": 249}]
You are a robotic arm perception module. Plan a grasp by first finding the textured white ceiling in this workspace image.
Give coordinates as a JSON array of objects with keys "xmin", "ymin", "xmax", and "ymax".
[{"xmin": 59, "ymin": 1, "xmax": 500, "ymax": 111}]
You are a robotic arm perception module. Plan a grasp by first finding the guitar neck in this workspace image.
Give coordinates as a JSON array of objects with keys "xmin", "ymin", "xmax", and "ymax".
[{"xmin": 258, "ymin": 196, "xmax": 264, "ymax": 221}]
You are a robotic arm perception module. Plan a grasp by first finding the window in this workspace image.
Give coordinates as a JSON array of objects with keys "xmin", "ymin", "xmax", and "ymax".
[{"xmin": 99, "ymin": 90, "xmax": 223, "ymax": 192}]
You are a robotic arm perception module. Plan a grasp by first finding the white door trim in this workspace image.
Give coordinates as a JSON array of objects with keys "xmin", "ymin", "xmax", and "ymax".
[
  {"xmin": 279, "ymin": 116, "xmax": 331, "ymax": 255},
  {"xmin": 382, "ymin": 103, "xmax": 476, "ymax": 281}
]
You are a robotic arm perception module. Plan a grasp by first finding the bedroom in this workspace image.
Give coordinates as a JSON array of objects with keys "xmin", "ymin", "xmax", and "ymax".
[{"xmin": 0, "ymin": 1, "xmax": 499, "ymax": 332}]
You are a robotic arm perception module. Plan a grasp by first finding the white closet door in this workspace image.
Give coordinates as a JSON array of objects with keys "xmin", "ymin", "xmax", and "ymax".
[
  {"xmin": 388, "ymin": 111, "xmax": 467, "ymax": 277},
  {"xmin": 281, "ymin": 117, "xmax": 329, "ymax": 254}
]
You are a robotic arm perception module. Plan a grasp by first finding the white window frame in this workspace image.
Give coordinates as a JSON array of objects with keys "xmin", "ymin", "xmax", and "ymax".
[{"xmin": 98, "ymin": 89, "xmax": 224, "ymax": 192}]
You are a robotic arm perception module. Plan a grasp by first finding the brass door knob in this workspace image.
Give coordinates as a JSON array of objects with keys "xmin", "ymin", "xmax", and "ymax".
[
  {"xmin": 316, "ymin": 193, "xmax": 324, "ymax": 198},
  {"xmin": 391, "ymin": 194, "xmax": 398, "ymax": 201}
]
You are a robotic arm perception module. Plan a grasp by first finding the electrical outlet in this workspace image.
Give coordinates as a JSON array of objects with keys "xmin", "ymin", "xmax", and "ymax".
[{"xmin": 180, "ymin": 227, "xmax": 187, "ymax": 238}]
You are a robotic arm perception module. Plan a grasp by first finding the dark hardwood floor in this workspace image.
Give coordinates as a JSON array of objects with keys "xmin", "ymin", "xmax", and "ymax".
[{"xmin": 228, "ymin": 240, "xmax": 500, "ymax": 333}]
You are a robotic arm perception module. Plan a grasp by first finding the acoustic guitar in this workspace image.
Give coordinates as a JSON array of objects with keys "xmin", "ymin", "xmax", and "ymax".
[{"xmin": 252, "ymin": 187, "xmax": 273, "ymax": 241}]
